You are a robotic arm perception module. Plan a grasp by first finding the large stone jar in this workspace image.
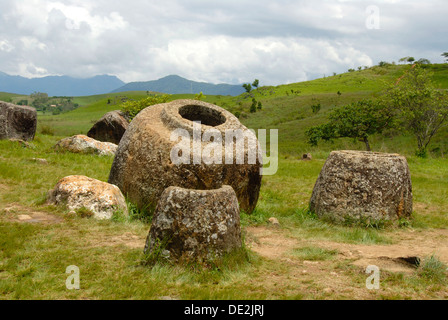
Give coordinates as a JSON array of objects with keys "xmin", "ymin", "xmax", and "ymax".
[
  {"xmin": 309, "ymin": 150, "xmax": 413, "ymax": 223},
  {"xmin": 144, "ymin": 185, "xmax": 242, "ymax": 263},
  {"xmin": 108, "ymin": 99, "xmax": 262, "ymax": 214},
  {"xmin": 0, "ymin": 102, "xmax": 37, "ymax": 141}
]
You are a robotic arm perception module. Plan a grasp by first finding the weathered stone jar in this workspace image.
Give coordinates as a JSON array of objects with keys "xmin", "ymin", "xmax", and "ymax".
[
  {"xmin": 0, "ymin": 102, "xmax": 37, "ymax": 141},
  {"xmin": 87, "ymin": 110, "xmax": 129, "ymax": 144},
  {"xmin": 108, "ymin": 99, "xmax": 262, "ymax": 214},
  {"xmin": 144, "ymin": 185, "xmax": 242, "ymax": 263},
  {"xmin": 309, "ymin": 150, "xmax": 413, "ymax": 223}
]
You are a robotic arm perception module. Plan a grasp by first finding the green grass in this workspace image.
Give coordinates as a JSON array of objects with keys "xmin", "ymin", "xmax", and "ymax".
[{"xmin": 290, "ymin": 246, "xmax": 339, "ymax": 261}]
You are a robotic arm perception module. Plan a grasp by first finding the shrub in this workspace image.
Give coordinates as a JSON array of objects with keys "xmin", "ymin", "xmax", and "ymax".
[
  {"xmin": 249, "ymin": 98, "xmax": 257, "ymax": 113},
  {"xmin": 311, "ymin": 103, "xmax": 321, "ymax": 114},
  {"xmin": 417, "ymin": 255, "xmax": 447, "ymax": 283},
  {"xmin": 121, "ymin": 95, "xmax": 170, "ymax": 120},
  {"xmin": 40, "ymin": 125, "xmax": 55, "ymax": 136}
]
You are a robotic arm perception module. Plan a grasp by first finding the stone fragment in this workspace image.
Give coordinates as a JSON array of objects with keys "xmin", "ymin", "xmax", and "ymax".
[
  {"xmin": 54, "ymin": 135, "xmax": 117, "ymax": 156},
  {"xmin": 47, "ymin": 175, "xmax": 128, "ymax": 220}
]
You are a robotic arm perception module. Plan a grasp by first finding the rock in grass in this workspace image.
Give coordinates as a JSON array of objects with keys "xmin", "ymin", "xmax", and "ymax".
[
  {"xmin": 144, "ymin": 185, "xmax": 242, "ymax": 263},
  {"xmin": 309, "ymin": 150, "xmax": 413, "ymax": 224},
  {"xmin": 302, "ymin": 153, "xmax": 312, "ymax": 161},
  {"xmin": 87, "ymin": 110, "xmax": 129, "ymax": 145},
  {"xmin": 30, "ymin": 158, "xmax": 49, "ymax": 165},
  {"xmin": 47, "ymin": 175, "xmax": 128, "ymax": 220},
  {"xmin": 0, "ymin": 102, "xmax": 37, "ymax": 141},
  {"xmin": 268, "ymin": 217, "xmax": 280, "ymax": 226},
  {"xmin": 54, "ymin": 134, "xmax": 117, "ymax": 156}
]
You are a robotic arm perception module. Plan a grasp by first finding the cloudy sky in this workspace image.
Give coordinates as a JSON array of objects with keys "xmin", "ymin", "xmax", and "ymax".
[{"xmin": 0, "ymin": 0, "xmax": 446, "ymax": 85}]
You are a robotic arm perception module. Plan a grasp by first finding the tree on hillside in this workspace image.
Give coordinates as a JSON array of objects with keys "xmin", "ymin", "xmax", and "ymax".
[
  {"xmin": 442, "ymin": 52, "xmax": 448, "ymax": 63},
  {"xmin": 306, "ymin": 99, "xmax": 396, "ymax": 151},
  {"xmin": 378, "ymin": 61, "xmax": 390, "ymax": 67},
  {"xmin": 242, "ymin": 83, "xmax": 252, "ymax": 93},
  {"xmin": 399, "ymin": 56, "xmax": 415, "ymax": 64},
  {"xmin": 416, "ymin": 58, "xmax": 431, "ymax": 65},
  {"xmin": 30, "ymin": 91, "xmax": 48, "ymax": 109},
  {"xmin": 252, "ymin": 79, "xmax": 259, "ymax": 89},
  {"xmin": 384, "ymin": 64, "xmax": 448, "ymax": 157}
]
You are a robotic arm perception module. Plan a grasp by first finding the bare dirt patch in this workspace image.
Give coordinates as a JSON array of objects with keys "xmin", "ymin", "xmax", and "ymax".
[
  {"xmin": 245, "ymin": 225, "xmax": 448, "ymax": 299},
  {"xmin": 85, "ymin": 231, "xmax": 146, "ymax": 249},
  {"xmin": 246, "ymin": 226, "xmax": 448, "ymax": 273},
  {"xmin": 245, "ymin": 226, "xmax": 373, "ymax": 299},
  {"xmin": 104, "ymin": 232, "xmax": 145, "ymax": 249},
  {"xmin": 0, "ymin": 203, "xmax": 63, "ymax": 224}
]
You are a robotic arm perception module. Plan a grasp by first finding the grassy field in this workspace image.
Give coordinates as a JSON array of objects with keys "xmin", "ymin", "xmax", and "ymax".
[{"xmin": 1, "ymin": 64, "xmax": 447, "ymax": 300}]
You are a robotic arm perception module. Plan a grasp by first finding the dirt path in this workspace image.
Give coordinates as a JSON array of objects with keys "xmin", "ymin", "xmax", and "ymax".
[{"xmin": 246, "ymin": 226, "xmax": 448, "ymax": 274}]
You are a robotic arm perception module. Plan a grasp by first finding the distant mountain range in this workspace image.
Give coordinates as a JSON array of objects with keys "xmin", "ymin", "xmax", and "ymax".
[
  {"xmin": 0, "ymin": 72, "xmax": 245, "ymax": 97},
  {"xmin": 0, "ymin": 72, "xmax": 125, "ymax": 97},
  {"xmin": 111, "ymin": 75, "xmax": 245, "ymax": 96}
]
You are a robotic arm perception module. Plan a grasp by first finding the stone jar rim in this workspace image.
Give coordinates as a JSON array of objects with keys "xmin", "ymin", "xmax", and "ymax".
[
  {"xmin": 160, "ymin": 99, "xmax": 242, "ymax": 135},
  {"xmin": 164, "ymin": 184, "xmax": 235, "ymax": 194},
  {"xmin": 333, "ymin": 150, "xmax": 403, "ymax": 158}
]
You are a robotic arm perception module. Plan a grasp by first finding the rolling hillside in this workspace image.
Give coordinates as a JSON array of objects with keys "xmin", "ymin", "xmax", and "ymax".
[{"xmin": 33, "ymin": 63, "xmax": 448, "ymax": 158}]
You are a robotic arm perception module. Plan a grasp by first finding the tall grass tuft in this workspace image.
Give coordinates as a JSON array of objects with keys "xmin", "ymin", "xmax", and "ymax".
[{"xmin": 417, "ymin": 255, "xmax": 447, "ymax": 283}]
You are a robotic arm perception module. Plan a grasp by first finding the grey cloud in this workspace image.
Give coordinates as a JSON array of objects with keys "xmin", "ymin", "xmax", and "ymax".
[{"xmin": 0, "ymin": 0, "xmax": 446, "ymax": 86}]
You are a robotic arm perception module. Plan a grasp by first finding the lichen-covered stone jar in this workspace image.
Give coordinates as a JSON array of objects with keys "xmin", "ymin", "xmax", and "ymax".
[
  {"xmin": 108, "ymin": 99, "xmax": 262, "ymax": 214},
  {"xmin": 144, "ymin": 185, "xmax": 242, "ymax": 263},
  {"xmin": 309, "ymin": 150, "xmax": 413, "ymax": 224}
]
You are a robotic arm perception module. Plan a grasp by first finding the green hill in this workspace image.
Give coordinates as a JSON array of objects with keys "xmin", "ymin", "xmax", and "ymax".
[{"xmin": 35, "ymin": 63, "xmax": 448, "ymax": 158}]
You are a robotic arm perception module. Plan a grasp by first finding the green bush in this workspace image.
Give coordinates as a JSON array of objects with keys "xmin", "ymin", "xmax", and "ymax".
[
  {"xmin": 40, "ymin": 125, "xmax": 55, "ymax": 136},
  {"xmin": 311, "ymin": 103, "xmax": 321, "ymax": 114},
  {"xmin": 121, "ymin": 95, "xmax": 170, "ymax": 120}
]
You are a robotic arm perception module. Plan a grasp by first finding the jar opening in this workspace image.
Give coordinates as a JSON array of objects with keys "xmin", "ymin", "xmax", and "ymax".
[{"xmin": 179, "ymin": 105, "xmax": 226, "ymax": 127}]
